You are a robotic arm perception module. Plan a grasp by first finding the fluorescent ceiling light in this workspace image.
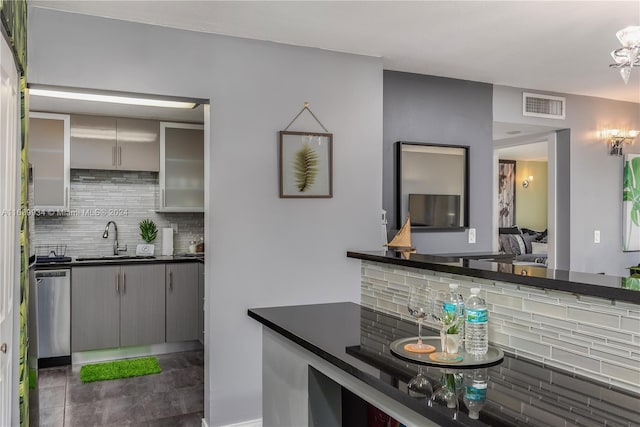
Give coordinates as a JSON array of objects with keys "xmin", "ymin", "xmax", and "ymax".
[{"xmin": 29, "ymin": 88, "xmax": 197, "ymax": 109}]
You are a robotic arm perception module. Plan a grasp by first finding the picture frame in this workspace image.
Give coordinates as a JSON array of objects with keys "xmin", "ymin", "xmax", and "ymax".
[
  {"xmin": 279, "ymin": 131, "xmax": 333, "ymax": 198},
  {"xmin": 498, "ymin": 160, "xmax": 516, "ymax": 227}
]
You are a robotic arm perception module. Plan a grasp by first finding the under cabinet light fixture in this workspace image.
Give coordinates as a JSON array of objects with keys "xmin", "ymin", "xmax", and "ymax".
[
  {"xmin": 29, "ymin": 87, "xmax": 198, "ymax": 109},
  {"xmin": 603, "ymin": 128, "xmax": 639, "ymax": 156}
]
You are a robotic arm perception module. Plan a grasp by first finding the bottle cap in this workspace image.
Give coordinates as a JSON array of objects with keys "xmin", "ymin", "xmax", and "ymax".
[
  {"xmin": 470, "ymin": 287, "xmax": 481, "ymax": 295},
  {"xmin": 449, "ymin": 283, "xmax": 459, "ymax": 290}
]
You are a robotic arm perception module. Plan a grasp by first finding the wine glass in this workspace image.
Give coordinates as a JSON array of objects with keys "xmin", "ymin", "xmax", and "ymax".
[
  {"xmin": 431, "ymin": 290, "xmax": 463, "ymax": 362},
  {"xmin": 431, "ymin": 369, "xmax": 460, "ymax": 420},
  {"xmin": 406, "ymin": 286, "xmax": 435, "ymax": 353},
  {"xmin": 407, "ymin": 366, "xmax": 433, "ymax": 400}
]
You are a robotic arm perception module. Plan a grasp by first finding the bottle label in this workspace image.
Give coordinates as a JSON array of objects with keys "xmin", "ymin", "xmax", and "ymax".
[
  {"xmin": 465, "ymin": 385, "xmax": 487, "ymax": 401},
  {"xmin": 444, "ymin": 302, "xmax": 457, "ymax": 314},
  {"xmin": 466, "ymin": 308, "xmax": 488, "ymax": 323}
]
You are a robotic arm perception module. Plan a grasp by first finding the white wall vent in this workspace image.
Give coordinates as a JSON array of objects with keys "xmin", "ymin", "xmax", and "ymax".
[{"xmin": 522, "ymin": 92, "xmax": 566, "ymax": 120}]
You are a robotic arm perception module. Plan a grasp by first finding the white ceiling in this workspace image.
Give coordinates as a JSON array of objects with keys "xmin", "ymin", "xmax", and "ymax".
[{"xmin": 30, "ymin": 1, "xmax": 640, "ymax": 104}]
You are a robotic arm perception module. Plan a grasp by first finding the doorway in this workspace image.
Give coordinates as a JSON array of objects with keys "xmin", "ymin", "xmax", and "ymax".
[
  {"xmin": 26, "ymin": 85, "xmax": 210, "ymax": 425},
  {"xmin": 493, "ymin": 122, "xmax": 560, "ymax": 269}
]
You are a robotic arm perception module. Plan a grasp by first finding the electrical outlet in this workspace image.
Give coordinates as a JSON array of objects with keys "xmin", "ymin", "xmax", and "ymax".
[
  {"xmin": 468, "ymin": 228, "xmax": 476, "ymax": 244},
  {"xmin": 594, "ymin": 230, "xmax": 600, "ymax": 244},
  {"xmin": 171, "ymin": 223, "xmax": 178, "ymax": 233}
]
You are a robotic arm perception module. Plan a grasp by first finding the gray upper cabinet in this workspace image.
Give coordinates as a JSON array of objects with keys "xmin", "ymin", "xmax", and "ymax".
[
  {"xmin": 29, "ymin": 112, "xmax": 70, "ymax": 210},
  {"xmin": 70, "ymin": 114, "xmax": 160, "ymax": 171},
  {"xmin": 158, "ymin": 122, "xmax": 204, "ymax": 212},
  {"xmin": 72, "ymin": 265, "xmax": 120, "ymax": 352},
  {"xmin": 119, "ymin": 264, "xmax": 165, "ymax": 347},
  {"xmin": 166, "ymin": 263, "xmax": 199, "ymax": 342},
  {"xmin": 116, "ymin": 118, "xmax": 160, "ymax": 171}
]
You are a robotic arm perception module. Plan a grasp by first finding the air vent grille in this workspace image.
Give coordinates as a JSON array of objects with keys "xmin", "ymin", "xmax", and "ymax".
[{"xmin": 522, "ymin": 92, "xmax": 566, "ymax": 120}]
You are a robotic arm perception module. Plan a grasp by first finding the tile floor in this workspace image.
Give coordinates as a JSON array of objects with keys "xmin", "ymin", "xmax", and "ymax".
[{"xmin": 30, "ymin": 350, "xmax": 204, "ymax": 426}]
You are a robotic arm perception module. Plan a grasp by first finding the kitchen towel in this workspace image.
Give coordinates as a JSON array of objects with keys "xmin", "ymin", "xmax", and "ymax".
[{"xmin": 162, "ymin": 228, "xmax": 173, "ymax": 255}]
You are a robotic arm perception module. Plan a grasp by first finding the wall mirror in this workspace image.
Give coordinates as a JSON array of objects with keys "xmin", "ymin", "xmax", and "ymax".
[{"xmin": 396, "ymin": 141, "xmax": 469, "ymax": 231}]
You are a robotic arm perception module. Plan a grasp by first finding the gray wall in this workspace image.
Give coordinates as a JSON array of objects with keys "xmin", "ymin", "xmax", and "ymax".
[
  {"xmin": 383, "ymin": 71, "xmax": 493, "ymax": 253},
  {"xmin": 28, "ymin": 8, "xmax": 383, "ymax": 426},
  {"xmin": 494, "ymin": 85, "xmax": 640, "ymax": 276}
]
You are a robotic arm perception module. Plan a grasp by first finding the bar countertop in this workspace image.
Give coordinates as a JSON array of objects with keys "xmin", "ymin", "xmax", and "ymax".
[
  {"xmin": 249, "ymin": 302, "xmax": 640, "ymax": 427},
  {"xmin": 347, "ymin": 251, "xmax": 640, "ymax": 304}
]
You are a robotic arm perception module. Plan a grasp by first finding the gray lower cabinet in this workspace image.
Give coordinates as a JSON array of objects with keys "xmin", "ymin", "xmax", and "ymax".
[
  {"xmin": 71, "ymin": 264, "xmax": 165, "ymax": 351},
  {"xmin": 71, "ymin": 266, "xmax": 121, "ymax": 352},
  {"xmin": 119, "ymin": 264, "xmax": 166, "ymax": 347},
  {"xmin": 166, "ymin": 263, "xmax": 199, "ymax": 342}
]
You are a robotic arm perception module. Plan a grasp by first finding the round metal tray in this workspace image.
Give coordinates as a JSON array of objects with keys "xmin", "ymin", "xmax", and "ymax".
[{"xmin": 390, "ymin": 336, "xmax": 504, "ymax": 368}]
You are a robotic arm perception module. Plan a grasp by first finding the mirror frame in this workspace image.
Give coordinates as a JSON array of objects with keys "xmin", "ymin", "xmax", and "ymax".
[{"xmin": 396, "ymin": 141, "xmax": 470, "ymax": 231}]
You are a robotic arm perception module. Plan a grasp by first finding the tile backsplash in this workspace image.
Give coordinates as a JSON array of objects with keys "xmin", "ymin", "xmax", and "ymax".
[
  {"xmin": 32, "ymin": 169, "xmax": 205, "ymax": 257},
  {"xmin": 360, "ymin": 260, "xmax": 640, "ymax": 393}
]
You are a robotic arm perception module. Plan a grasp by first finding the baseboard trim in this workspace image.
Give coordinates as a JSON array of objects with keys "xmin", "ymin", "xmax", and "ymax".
[{"xmin": 217, "ymin": 419, "xmax": 262, "ymax": 427}]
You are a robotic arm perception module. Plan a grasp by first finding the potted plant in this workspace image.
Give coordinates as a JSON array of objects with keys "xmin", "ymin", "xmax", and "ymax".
[{"xmin": 137, "ymin": 219, "xmax": 158, "ymax": 256}]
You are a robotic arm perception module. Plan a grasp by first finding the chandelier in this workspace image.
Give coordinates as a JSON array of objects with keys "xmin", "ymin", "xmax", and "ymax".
[{"xmin": 610, "ymin": 26, "xmax": 640, "ymax": 84}]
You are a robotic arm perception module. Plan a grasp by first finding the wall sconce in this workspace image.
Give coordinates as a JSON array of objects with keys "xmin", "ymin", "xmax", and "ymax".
[
  {"xmin": 604, "ymin": 128, "xmax": 639, "ymax": 155},
  {"xmin": 522, "ymin": 176, "xmax": 533, "ymax": 188}
]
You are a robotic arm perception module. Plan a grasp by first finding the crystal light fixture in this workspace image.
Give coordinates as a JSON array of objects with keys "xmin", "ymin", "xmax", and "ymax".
[
  {"xmin": 603, "ymin": 128, "xmax": 639, "ymax": 155},
  {"xmin": 610, "ymin": 26, "xmax": 640, "ymax": 84}
]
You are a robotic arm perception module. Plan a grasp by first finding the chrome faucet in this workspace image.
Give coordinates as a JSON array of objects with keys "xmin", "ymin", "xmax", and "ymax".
[{"xmin": 103, "ymin": 221, "xmax": 127, "ymax": 255}]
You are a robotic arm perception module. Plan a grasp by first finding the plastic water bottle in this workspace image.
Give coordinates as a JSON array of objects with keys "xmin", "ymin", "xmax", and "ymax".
[
  {"xmin": 465, "ymin": 288, "xmax": 488, "ymax": 355},
  {"xmin": 448, "ymin": 284, "xmax": 465, "ymax": 338},
  {"xmin": 463, "ymin": 369, "xmax": 488, "ymax": 419}
]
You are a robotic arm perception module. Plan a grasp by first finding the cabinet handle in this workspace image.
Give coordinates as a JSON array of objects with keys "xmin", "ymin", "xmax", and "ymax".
[
  {"xmin": 162, "ymin": 189, "xmax": 165, "ymax": 208},
  {"xmin": 118, "ymin": 146, "xmax": 122, "ymax": 166},
  {"xmin": 116, "ymin": 271, "xmax": 119, "ymax": 293},
  {"xmin": 112, "ymin": 146, "xmax": 116, "ymax": 166},
  {"xmin": 122, "ymin": 272, "xmax": 126, "ymax": 293},
  {"xmin": 169, "ymin": 271, "xmax": 173, "ymax": 291},
  {"xmin": 65, "ymin": 186, "xmax": 69, "ymax": 208}
]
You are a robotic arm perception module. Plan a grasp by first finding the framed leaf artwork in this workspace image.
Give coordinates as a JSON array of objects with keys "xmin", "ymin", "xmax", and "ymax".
[
  {"xmin": 279, "ymin": 131, "xmax": 333, "ymax": 198},
  {"xmin": 623, "ymin": 154, "xmax": 640, "ymax": 251}
]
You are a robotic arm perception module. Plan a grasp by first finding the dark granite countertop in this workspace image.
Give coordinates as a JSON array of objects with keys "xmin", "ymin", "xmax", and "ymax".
[
  {"xmin": 249, "ymin": 302, "xmax": 640, "ymax": 427},
  {"xmin": 347, "ymin": 250, "xmax": 640, "ymax": 304},
  {"xmin": 32, "ymin": 254, "xmax": 204, "ymax": 270}
]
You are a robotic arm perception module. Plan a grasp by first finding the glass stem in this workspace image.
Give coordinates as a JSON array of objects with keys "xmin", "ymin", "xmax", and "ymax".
[
  {"xmin": 418, "ymin": 320, "xmax": 423, "ymax": 345},
  {"xmin": 443, "ymin": 328, "xmax": 448, "ymax": 356}
]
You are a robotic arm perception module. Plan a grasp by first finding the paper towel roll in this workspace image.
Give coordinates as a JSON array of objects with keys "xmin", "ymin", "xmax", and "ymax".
[{"xmin": 162, "ymin": 228, "xmax": 174, "ymax": 255}]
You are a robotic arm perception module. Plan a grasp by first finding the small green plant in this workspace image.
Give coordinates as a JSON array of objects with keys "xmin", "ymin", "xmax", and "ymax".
[
  {"xmin": 139, "ymin": 219, "xmax": 158, "ymax": 243},
  {"xmin": 293, "ymin": 143, "xmax": 319, "ymax": 192}
]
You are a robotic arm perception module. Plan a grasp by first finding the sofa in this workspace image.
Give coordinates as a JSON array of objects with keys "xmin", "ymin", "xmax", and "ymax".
[{"xmin": 498, "ymin": 226, "xmax": 548, "ymax": 265}]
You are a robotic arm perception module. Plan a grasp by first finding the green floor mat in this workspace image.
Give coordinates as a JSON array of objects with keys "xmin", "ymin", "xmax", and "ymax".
[{"xmin": 79, "ymin": 356, "xmax": 161, "ymax": 383}]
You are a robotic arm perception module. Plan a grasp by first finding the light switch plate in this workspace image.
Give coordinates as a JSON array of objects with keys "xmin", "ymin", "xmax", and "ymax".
[
  {"xmin": 468, "ymin": 228, "xmax": 476, "ymax": 244},
  {"xmin": 594, "ymin": 230, "xmax": 600, "ymax": 244}
]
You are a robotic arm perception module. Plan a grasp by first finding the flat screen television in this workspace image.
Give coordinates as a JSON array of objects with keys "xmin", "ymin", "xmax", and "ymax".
[{"xmin": 408, "ymin": 194, "xmax": 460, "ymax": 227}]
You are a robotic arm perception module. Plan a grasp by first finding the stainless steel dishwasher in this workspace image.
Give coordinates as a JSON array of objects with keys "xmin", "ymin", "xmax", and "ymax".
[{"xmin": 35, "ymin": 269, "xmax": 70, "ymax": 366}]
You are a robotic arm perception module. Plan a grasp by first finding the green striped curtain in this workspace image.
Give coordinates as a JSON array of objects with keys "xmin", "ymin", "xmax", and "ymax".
[{"xmin": 0, "ymin": 1, "xmax": 29, "ymax": 426}]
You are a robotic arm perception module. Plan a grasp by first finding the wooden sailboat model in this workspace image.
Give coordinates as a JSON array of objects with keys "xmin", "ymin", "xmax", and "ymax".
[{"xmin": 386, "ymin": 214, "xmax": 415, "ymax": 252}]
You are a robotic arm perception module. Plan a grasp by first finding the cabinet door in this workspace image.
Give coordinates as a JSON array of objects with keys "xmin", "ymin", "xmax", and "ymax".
[
  {"xmin": 119, "ymin": 264, "xmax": 166, "ymax": 347},
  {"xmin": 29, "ymin": 113, "xmax": 70, "ymax": 209},
  {"xmin": 159, "ymin": 122, "xmax": 204, "ymax": 211},
  {"xmin": 198, "ymin": 263, "xmax": 205, "ymax": 344},
  {"xmin": 116, "ymin": 118, "xmax": 160, "ymax": 172},
  {"xmin": 166, "ymin": 263, "xmax": 199, "ymax": 342},
  {"xmin": 70, "ymin": 114, "xmax": 117, "ymax": 170},
  {"xmin": 71, "ymin": 266, "xmax": 120, "ymax": 351}
]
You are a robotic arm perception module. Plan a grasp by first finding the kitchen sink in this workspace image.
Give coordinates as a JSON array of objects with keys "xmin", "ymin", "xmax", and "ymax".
[{"xmin": 75, "ymin": 255, "xmax": 156, "ymax": 261}]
